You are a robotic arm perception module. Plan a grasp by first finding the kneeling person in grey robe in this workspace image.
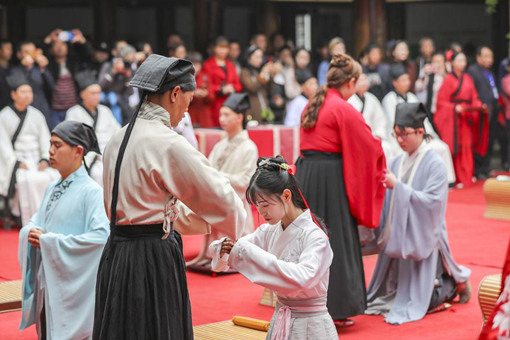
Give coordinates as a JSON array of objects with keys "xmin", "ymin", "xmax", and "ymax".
[{"xmin": 366, "ymin": 102, "xmax": 471, "ymax": 325}]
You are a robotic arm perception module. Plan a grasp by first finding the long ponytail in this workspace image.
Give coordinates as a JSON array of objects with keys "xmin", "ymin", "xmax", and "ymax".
[{"xmin": 301, "ymin": 84, "xmax": 328, "ymax": 130}]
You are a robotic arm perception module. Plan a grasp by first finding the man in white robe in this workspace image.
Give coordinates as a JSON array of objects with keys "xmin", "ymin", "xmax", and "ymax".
[
  {"xmin": 18, "ymin": 121, "xmax": 109, "ymax": 339},
  {"xmin": 382, "ymin": 64, "xmax": 455, "ymax": 184},
  {"xmin": 348, "ymin": 73, "xmax": 392, "ymax": 158},
  {"xmin": 187, "ymin": 93, "xmax": 258, "ymax": 268},
  {"xmin": 366, "ymin": 103, "xmax": 471, "ymax": 325},
  {"xmin": 65, "ymin": 70, "xmax": 121, "ymax": 184},
  {"xmin": 93, "ymin": 55, "xmax": 246, "ymax": 340},
  {"xmin": 0, "ymin": 73, "xmax": 58, "ymax": 225}
]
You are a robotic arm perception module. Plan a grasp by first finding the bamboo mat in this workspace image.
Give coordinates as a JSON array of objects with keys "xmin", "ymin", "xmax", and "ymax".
[
  {"xmin": 194, "ymin": 320, "xmax": 267, "ymax": 340},
  {"xmin": 0, "ymin": 280, "xmax": 22, "ymax": 313},
  {"xmin": 479, "ymin": 273, "xmax": 502, "ymax": 323}
]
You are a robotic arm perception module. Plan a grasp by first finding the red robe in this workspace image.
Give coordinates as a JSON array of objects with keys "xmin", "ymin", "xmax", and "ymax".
[
  {"xmin": 434, "ymin": 72, "xmax": 488, "ymax": 186},
  {"xmin": 300, "ymin": 88, "xmax": 386, "ymax": 228},
  {"xmin": 202, "ymin": 57, "xmax": 243, "ymax": 127},
  {"xmin": 188, "ymin": 71, "xmax": 215, "ymax": 128}
]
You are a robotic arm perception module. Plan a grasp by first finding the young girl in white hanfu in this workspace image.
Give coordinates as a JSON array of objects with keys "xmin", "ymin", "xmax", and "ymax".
[{"xmin": 209, "ymin": 156, "xmax": 337, "ymax": 340}]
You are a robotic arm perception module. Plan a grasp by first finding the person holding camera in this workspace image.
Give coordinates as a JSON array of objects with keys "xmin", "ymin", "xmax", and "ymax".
[
  {"xmin": 98, "ymin": 45, "xmax": 135, "ymax": 126},
  {"xmin": 44, "ymin": 28, "xmax": 93, "ymax": 129},
  {"xmin": 11, "ymin": 41, "xmax": 54, "ymax": 126}
]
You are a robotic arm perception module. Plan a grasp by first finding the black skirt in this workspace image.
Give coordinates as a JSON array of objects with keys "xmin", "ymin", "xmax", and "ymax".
[
  {"xmin": 93, "ymin": 225, "xmax": 193, "ymax": 340},
  {"xmin": 295, "ymin": 151, "xmax": 367, "ymax": 319}
]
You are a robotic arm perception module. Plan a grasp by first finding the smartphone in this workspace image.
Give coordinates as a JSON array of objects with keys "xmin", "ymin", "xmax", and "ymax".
[{"xmin": 58, "ymin": 31, "xmax": 74, "ymax": 42}]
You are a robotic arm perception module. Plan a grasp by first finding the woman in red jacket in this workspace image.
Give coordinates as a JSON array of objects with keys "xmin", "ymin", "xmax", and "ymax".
[
  {"xmin": 202, "ymin": 37, "xmax": 243, "ymax": 127},
  {"xmin": 296, "ymin": 53, "xmax": 386, "ymax": 327},
  {"xmin": 434, "ymin": 50, "xmax": 488, "ymax": 187}
]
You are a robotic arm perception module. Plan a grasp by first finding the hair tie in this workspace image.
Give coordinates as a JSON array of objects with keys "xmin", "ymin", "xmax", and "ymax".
[
  {"xmin": 258, "ymin": 159, "xmax": 270, "ymax": 167},
  {"xmin": 279, "ymin": 163, "xmax": 296, "ymax": 175}
]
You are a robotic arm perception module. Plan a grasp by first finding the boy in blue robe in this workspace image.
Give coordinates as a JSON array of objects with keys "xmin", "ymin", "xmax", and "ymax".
[{"xmin": 18, "ymin": 121, "xmax": 109, "ymax": 339}]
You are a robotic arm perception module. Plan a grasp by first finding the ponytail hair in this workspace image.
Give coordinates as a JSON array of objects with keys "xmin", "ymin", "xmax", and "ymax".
[{"xmin": 301, "ymin": 53, "xmax": 361, "ymax": 130}]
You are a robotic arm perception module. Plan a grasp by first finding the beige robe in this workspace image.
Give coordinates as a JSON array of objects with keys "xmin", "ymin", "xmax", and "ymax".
[
  {"xmin": 0, "ymin": 105, "xmax": 59, "ymax": 224},
  {"xmin": 208, "ymin": 130, "xmax": 258, "ymax": 237},
  {"xmin": 102, "ymin": 101, "xmax": 246, "ymax": 239}
]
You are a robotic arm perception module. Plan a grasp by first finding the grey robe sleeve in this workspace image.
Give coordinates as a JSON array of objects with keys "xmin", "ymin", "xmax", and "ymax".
[{"xmin": 384, "ymin": 154, "xmax": 447, "ymax": 261}]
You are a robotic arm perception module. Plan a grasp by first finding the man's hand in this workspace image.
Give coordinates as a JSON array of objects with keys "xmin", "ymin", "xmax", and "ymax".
[
  {"xmin": 222, "ymin": 84, "xmax": 235, "ymax": 95},
  {"xmin": 28, "ymin": 228, "xmax": 44, "ymax": 249},
  {"xmin": 422, "ymin": 63, "xmax": 432, "ymax": 75},
  {"xmin": 44, "ymin": 29, "xmax": 62, "ymax": 45},
  {"xmin": 71, "ymin": 29, "xmax": 86, "ymax": 44},
  {"xmin": 384, "ymin": 169, "xmax": 397, "ymax": 189},
  {"xmin": 35, "ymin": 54, "xmax": 49, "ymax": 69},
  {"xmin": 220, "ymin": 238, "xmax": 235, "ymax": 257},
  {"xmin": 18, "ymin": 163, "xmax": 28, "ymax": 170},
  {"xmin": 38, "ymin": 161, "xmax": 49, "ymax": 171},
  {"xmin": 21, "ymin": 55, "xmax": 34, "ymax": 68}
]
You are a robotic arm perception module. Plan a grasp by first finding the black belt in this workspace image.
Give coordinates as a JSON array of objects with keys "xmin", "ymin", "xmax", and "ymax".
[
  {"xmin": 112, "ymin": 223, "xmax": 167, "ymax": 240},
  {"xmin": 300, "ymin": 150, "xmax": 343, "ymax": 160}
]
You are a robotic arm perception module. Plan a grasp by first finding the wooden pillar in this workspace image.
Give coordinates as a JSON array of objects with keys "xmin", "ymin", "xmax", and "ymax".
[
  {"xmin": 0, "ymin": 4, "xmax": 8, "ymax": 40},
  {"xmin": 92, "ymin": 0, "xmax": 116, "ymax": 44},
  {"xmin": 353, "ymin": 0, "xmax": 386, "ymax": 58},
  {"xmin": 491, "ymin": 0, "xmax": 509, "ymax": 65},
  {"xmin": 4, "ymin": 0, "xmax": 26, "ymax": 43},
  {"xmin": 262, "ymin": 2, "xmax": 279, "ymax": 40},
  {"xmin": 209, "ymin": 0, "xmax": 221, "ymax": 40},
  {"xmin": 192, "ymin": 0, "xmax": 210, "ymax": 55},
  {"xmin": 386, "ymin": 2, "xmax": 406, "ymax": 41}
]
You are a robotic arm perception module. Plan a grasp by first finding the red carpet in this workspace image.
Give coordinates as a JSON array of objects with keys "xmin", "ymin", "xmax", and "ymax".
[{"xmin": 1, "ymin": 181, "xmax": 509, "ymax": 339}]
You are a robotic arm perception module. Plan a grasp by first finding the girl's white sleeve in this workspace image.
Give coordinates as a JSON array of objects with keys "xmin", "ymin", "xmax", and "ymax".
[
  {"xmin": 228, "ymin": 230, "xmax": 333, "ymax": 294},
  {"xmin": 209, "ymin": 225, "xmax": 269, "ymax": 272}
]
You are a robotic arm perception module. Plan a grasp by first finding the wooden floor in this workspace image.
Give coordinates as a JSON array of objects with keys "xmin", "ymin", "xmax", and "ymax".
[{"xmin": 194, "ymin": 321, "xmax": 267, "ymax": 340}]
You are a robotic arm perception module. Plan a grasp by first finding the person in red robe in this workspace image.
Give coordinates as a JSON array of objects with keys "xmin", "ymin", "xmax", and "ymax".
[
  {"xmin": 479, "ymin": 236, "xmax": 510, "ymax": 340},
  {"xmin": 187, "ymin": 52, "xmax": 214, "ymax": 128},
  {"xmin": 296, "ymin": 53, "xmax": 386, "ymax": 327},
  {"xmin": 202, "ymin": 36, "xmax": 243, "ymax": 127},
  {"xmin": 434, "ymin": 50, "xmax": 488, "ymax": 187}
]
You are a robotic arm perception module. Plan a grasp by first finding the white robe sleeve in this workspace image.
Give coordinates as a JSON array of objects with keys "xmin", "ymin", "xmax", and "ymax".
[
  {"xmin": 0, "ymin": 123, "xmax": 17, "ymax": 196},
  {"xmin": 382, "ymin": 93, "xmax": 396, "ymax": 137},
  {"xmin": 36, "ymin": 112, "xmax": 51, "ymax": 161},
  {"xmin": 209, "ymin": 225, "xmax": 269, "ymax": 272},
  {"xmin": 365, "ymin": 93, "xmax": 388, "ymax": 140},
  {"xmin": 165, "ymin": 137, "xmax": 246, "ymax": 239},
  {"xmin": 227, "ymin": 229, "xmax": 333, "ymax": 294}
]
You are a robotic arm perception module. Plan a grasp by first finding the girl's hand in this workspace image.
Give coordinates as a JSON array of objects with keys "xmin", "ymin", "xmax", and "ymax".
[{"xmin": 220, "ymin": 238, "xmax": 235, "ymax": 257}]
